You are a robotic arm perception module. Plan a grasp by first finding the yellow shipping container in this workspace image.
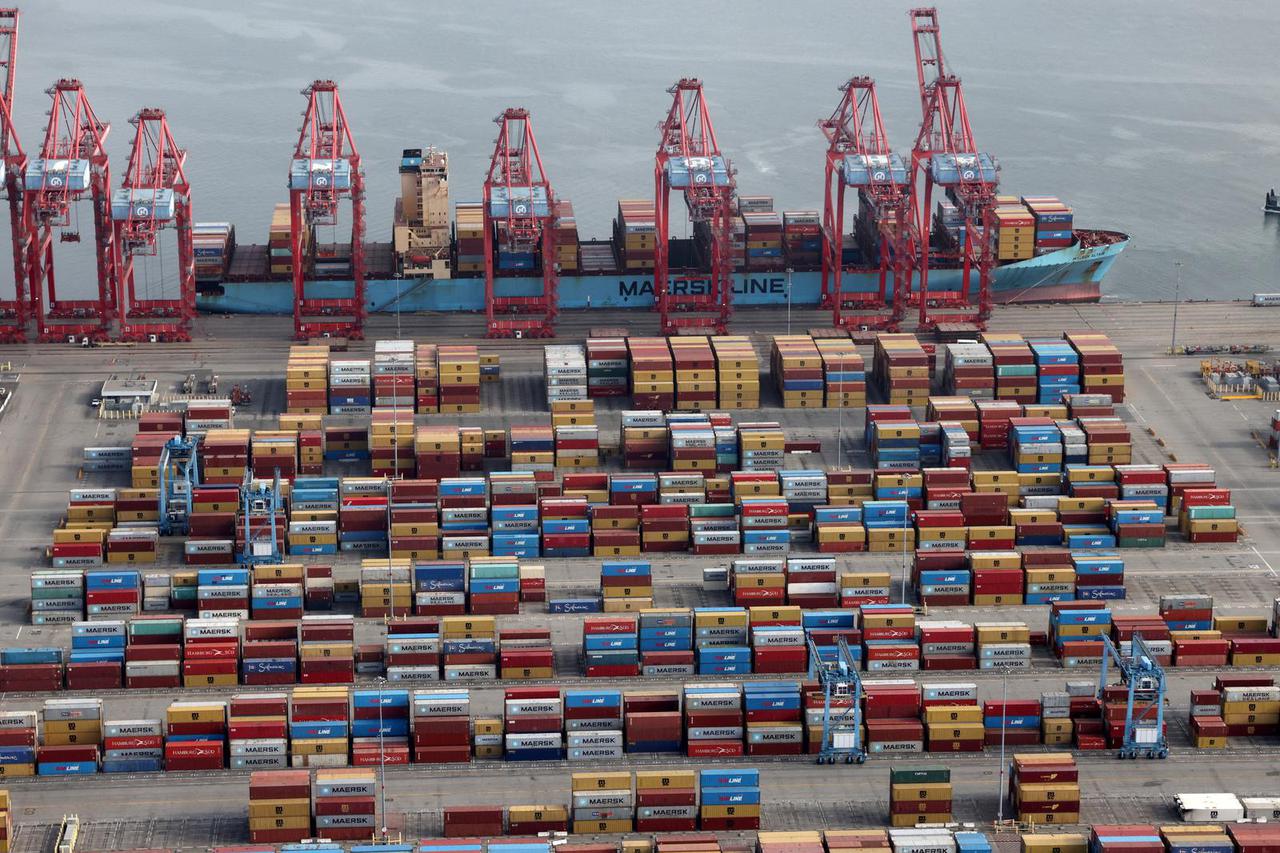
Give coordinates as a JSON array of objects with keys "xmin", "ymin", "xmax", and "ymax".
[
  {"xmin": 759, "ymin": 833, "xmax": 823, "ymax": 845},
  {"xmin": 889, "ymin": 783, "xmax": 952, "ymax": 801},
  {"xmin": 571, "ymin": 771, "xmax": 632, "ymax": 791},
  {"xmin": 924, "ymin": 706, "xmax": 982, "ymax": 724},
  {"xmin": 290, "ymin": 739, "xmax": 349, "ymax": 755},
  {"xmin": 1021, "ymin": 834, "xmax": 1088, "ymax": 853},
  {"xmin": 574, "ymin": 820, "xmax": 634, "ymax": 835},
  {"xmin": 1041, "ymin": 718, "xmax": 1074, "ymax": 735},
  {"xmin": 42, "ymin": 720, "xmax": 103, "ymax": 735},
  {"xmin": 1016, "ymin": 783, "xmax": 1082, "ymax": 803},
  {"xmin": 248, "ymin": 801, "xmax": 312, "ymax": 819},
  {"xmin": 700, "ymin": 804, "xmax": 761, "ymax": 818},
  {"xmin": 636, "ymin": 769, "xmax": 697, "ymax": 789},
  {"xmin": 508, "ymin": 805, "xmax": 569, "ymax": 822},
  {"xmin": 695, "ymin": 609, "xmax": 749, "ymax": 628},
  {"xmin": 1021, "ymin": 812, "xmax": 1081, "ymax": 826},
  {"xmin": 926, "ymin": 723, "xmax": 984, "ymax": 741},
  {"xmin": 975, "ymin": 624, "xmax": 1030, "ymax": 643},
  {"xmin": 603, "ymin": 598, "xmax": 652, "ymax": 612},
  {"xmin": 440, "ymin": 617, "xmax": 497, "ymax": 637},
  {"xmin": 249, "ymin": 816, "xmax": 312, "ymax": 831},
  {"xmin": 183, "ymin": 673, "xmax": 239, "ymax": 688},
  {"xmin": 891, "ymin": 814, "xmax": 951, "ymax": 827}
]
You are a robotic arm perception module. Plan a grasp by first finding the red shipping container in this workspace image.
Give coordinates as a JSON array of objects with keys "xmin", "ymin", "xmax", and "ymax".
[
  {"xmin": 687, "ymin": 739, "xmax": 744, "ymax": 758},
  {"xmin": 37, "ymin": 744, "xmax": 99, "ymax": 762},
  {"xmin": 163, "ymin": 739, "xmax": 226, "ymax": 770},
  {"xmin": 700, "ymin": 817, "xmax": 760, "ymax": 831},
  {"xmin": 636, "ymin": 788, "xmax": 697, "ymax": 806},
  {"xmin": 412, "ymin": 745, "xmax": 471, "ymax": 763}
]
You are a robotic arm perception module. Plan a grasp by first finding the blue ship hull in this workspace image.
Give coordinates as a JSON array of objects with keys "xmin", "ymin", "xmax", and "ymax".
[{"xmin": 197, "ymin": 233, "xmax": 1128, "ymax": 315}]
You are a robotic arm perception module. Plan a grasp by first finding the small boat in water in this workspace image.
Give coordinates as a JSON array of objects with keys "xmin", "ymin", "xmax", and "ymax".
[{"xmin": 1266, "ymin": 188, "xmax": 1280, "ymax": 214}]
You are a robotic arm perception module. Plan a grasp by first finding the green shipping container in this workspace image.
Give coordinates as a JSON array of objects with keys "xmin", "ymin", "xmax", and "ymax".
[
  {"xmin": 690, "ymin": 503, "xmax": 735, "ymax": 518},
  {"xmin": 1186, "ymin": 506, "xmax": 1234, "ymax": 520},
  {"xmin": 889, "ymin": 765, "xmax": 951, "ymax": 785}
]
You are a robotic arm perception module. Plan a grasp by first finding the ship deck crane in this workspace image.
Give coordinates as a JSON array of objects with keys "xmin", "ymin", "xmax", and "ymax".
[
  {"xmin": 654, "ymin": 78, "xmax": 736, "ymax": 336},
  {"xmin": 907, "ymin": 7, "xmax": 998, "ymax": 334},
  {"xmin": 1097, "ymin": 633, "xmax": 1168, "ymax": 759},
  {"xmin": 24, "ymin": 79, "xmax": 116, "ymax": 342},
  {"xmin": 238, "ymin": 470, "xmax": 285, "ymax": 565},
  {"xmin": 114, "ymin": 108, "xmax": 195, "ymax": 342},
  {"xmin": 157, "ymin": 435, "xmax": 199, "ymax": 535},
  {"xmin": 819, "ymin": 76, "xmax": 911, "ymax": 332},
  {"xmin": 0, "ymin": 8, "xmax": 31, "ymax": 343},
  {"xmin": 289, "ymin": 80, "xmax": 366, "ymax": 341},
  {"xmin": 482, "ymin": 108, "xmax": 558, "ymax": 338},
  {"xmin": 806, "ymin": 633, "xmax": 866, "ymax": 764}
]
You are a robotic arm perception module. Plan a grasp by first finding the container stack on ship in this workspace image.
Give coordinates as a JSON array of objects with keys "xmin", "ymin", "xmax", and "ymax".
[
  {"xmin": 268, "ymin": 203, "xmax": 305, "ymax": 278},
  {"xmin": 616, "ymin": 200, "xmax": 657, "ymax": 273}
]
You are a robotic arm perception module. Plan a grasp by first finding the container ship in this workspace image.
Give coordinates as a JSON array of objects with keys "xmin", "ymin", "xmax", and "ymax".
[
  {"xmin": 193, "ymin": 150, "xmax": 1129, "ymax": 318},
  {"xmin": 0, "ymin": 4, "xmax": 1131, "ymax": 344}
]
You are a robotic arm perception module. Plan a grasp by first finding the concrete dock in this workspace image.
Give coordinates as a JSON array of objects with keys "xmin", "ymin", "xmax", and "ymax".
[{"xmin": 0, "ymin": 300, "xmax": 1276, "ymax": 850}]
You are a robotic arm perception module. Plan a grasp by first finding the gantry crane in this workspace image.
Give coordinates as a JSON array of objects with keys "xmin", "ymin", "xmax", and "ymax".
[
  {"xmin": 289, "ymin": 80, "xmax": 366, "ymax": 341},
  {"xmin": 906, "ymin": 8, "xmax": 999, "ymax": 333},
  {"xmin": 1098, "ymin": 634, "xmax": 1168, "ymax": 759},
  {"xmin": 654, "ymin": 78, "xmax": 736, "ymax": 336},
  {"xmin": 482, "ymin": 108, "xmax": 558, "ymax": 338},
  {"xmin": 806, "ymin": 634, "xmax": 866, "ymax": 764},
  {"xmin": 157, "ymin": 435, "xmax": 199, "ymax": 535},
  {"xmin": 23, "ymin": 79, "xmax": 115, "ymax": 342},
  {"xmin": 819, "ymin": 76, "xmax": 911, "ymax": 331},
  {"xmin": 0, "ymin": 8, "xmax": 31, "ymax": 343},
  {"xmin": 239, "ymin": 470, "xmax": 285, "ymax": 565},
  {"xmin": 113, "ymin": 108, "xmax": 195, "ymax": 342}
]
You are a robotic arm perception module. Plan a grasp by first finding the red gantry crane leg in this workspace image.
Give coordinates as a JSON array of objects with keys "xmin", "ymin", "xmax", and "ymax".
[
  {"xmin": 907, "ymin": 7, "xmax": 998, "ymax": 334},
  {"xmin": 0, "ymin": 8, "xmax": 31, "ymax": 344},
  {"xmin": 654, "ymin": 79, "xmax": 735, "ymax": 336},
  {"xmin": 818, "ymin": 76, "xmax": 911, "ymax": 332},
  {"xmin": 289, "ymin": 80, "xmax": 365, "ymax": 341},
  {"xmin": 24, "ymin": 79, "xmax": 115, "ymax": 343},
  {"xmin": 114, "ymin": 109, "xmax": 195, "ymax": 342},
  {"xmin": 482, "ymin": 108, "xmax": 558, "ymax": 338}
]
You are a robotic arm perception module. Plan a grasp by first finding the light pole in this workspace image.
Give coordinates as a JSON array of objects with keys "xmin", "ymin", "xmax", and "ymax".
[
  {"xmin": 377, "ymin": 676, "xmax": 388, "ymax": 840},
  {"xmin": 1171, "ymin": 261, "xmax": 1183, "ymax": 354},
  {"xmin": 899, "ymin": 520, "xmax": 909, "ymax": 604},
  {"xmin": 996, "ymin": 666, "xmax": 1009, "ymax": 823},
  {"xmin": 786, "ymin": 267, "xmax": 794, "ymax": 335},
  {"xmin": 836, "ymin": 398, "xmax": 843, "ymax": 468}
]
